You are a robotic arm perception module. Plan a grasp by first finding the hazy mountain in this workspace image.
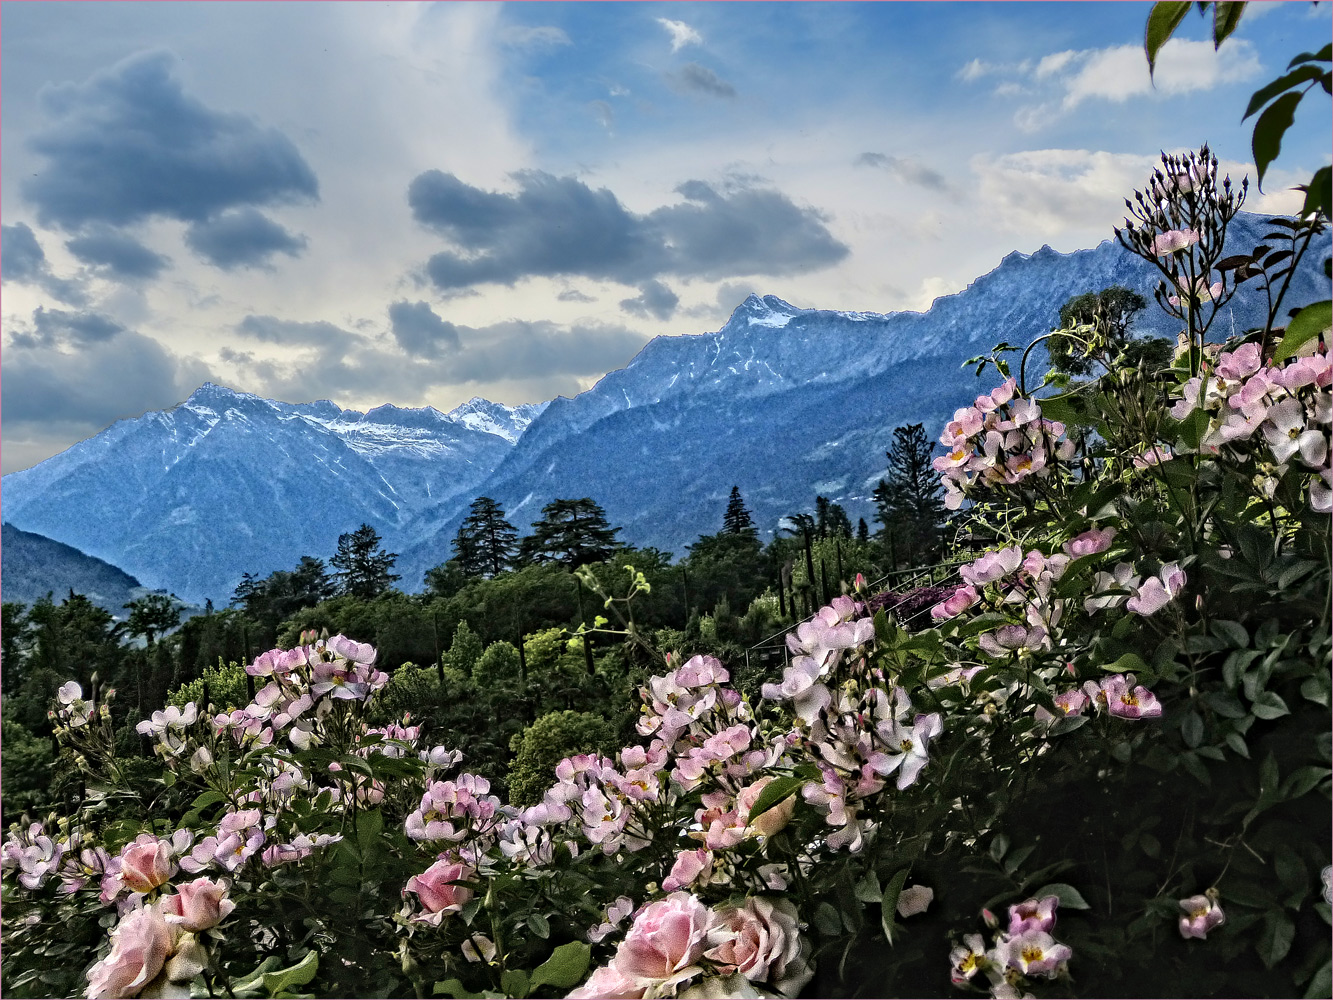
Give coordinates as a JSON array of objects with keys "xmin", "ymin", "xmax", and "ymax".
[
  {"xmin": 3, "ymin": 213, "xmax": 1326, "ymax": 604},
  {"xmin": 1, "ymin": 389, "xmax": 546, "ymax": 604},
  {"xmin": 1, "ymin": 522, "xmax": 144, "ymax": 614}
]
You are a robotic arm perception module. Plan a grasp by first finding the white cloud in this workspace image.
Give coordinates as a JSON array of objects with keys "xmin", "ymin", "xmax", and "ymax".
[
  {"xmin": 657, "ymin": 18, "xmax": 703, "ymax": 53},
  {"xmin": 1060, "ymin": 38, "xmax": 1262, "ymax": 109},
  {"xmin": 499, "ymin": 24, "xmax": 571, "ymax": 49},
  {"xmin": 957, "ymin": 57, "xmax": 997, "ymax": 82},
  {"xmin": 1034, "ymin": 50, "xmax": 1077, "ymax": 79}
]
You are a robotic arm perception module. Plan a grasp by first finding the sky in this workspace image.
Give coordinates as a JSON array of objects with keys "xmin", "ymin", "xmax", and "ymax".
[{"xmin": 2, "ymin": 1, "xmax": 1330, "ymax": 475}]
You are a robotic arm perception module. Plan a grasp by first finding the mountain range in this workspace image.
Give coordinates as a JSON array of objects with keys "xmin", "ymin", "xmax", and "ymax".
[{"xmin": 3, "ymin": 212, "xmax": 1328, "ymax": 606}]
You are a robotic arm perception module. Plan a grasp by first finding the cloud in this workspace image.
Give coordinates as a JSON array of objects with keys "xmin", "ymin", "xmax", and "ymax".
[
  {"xmin": 619, "ymin": 279, "xmax": 680, "ymax": 320},
  {"xmin": 24, "ymin": 50, "xmax": 318, "ymax": 231},
  {"xmin": 590, "ymin": 99, "xmax": 615, "ymax": 131},
  {"xmin": 557, "ymin": 289, "xmax": 595, "ymax": 303},
  {"xmin": 1059, "ymin": 38, "xmax": 1261, "ymax": 108},
  {"xmin": 499, "ymin": 24, "xmax": 571, "ymax": 49},
  {"xmin": 957, "ymin": 58, "xmax": 1000, "ymax": 82},
  {"xmin": 409, "ymin": 170, "xmax": 847, "ymax": 289},
  {"xmin": 2, "ymin": 222, "xmax": 87, "ymax": 304},
  {"xmin": 27, "ymin": 306, "xmax": 126, "ymax": 347},
  {"xmin": 236, "ymin": 314, "xmax": 355, "ymax": 350},
  {"xmin": 854, "ymin": 153, "xmax": 949, "ymax": 191},
  {"xmin": 184, "ymin": 208, "xmax": 308, "ymax": 269},
  {"xmin": 974, "ymin": 148, "xmax": 1160, "ymax": 236},
  {"xmin": 2, "ymin": 321, "xmax": 213, "ymax": 446},
  {"xmin": 389, "ymin": 300, "xmax": 462, "ymax": 358},
  {"xmin": 670, "ymin": 63, "xmax": 736, "ymax": 99},
  {"xmin": 657, "ymin": 17, "xmax": 703, "ymax": 52},
  {"xmin": 65, "ymin": 228, "xmax": 170, "ymax": 280}
]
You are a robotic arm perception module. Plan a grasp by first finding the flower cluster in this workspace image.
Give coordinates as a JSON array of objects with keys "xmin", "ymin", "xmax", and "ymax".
[
  {"xmin": 1169, "ymin": 340, "xmax": 1332, "ymax": 511},
  {"xmin": 949, "ymin": 894, "xmax": 1073, "ymax": 995},
  {"xmin": 569, "ymin": 892, "xmax": 813, "ymax": 1000},
  {"xmin": 934, "ymin": 379, "xmax": 1076, "ymax": 508}
]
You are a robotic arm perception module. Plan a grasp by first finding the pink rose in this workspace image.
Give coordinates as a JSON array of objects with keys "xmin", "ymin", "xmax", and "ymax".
[
  {"xmin": 613, "ymin": 893, "xmax": 714, "ymax": 988},
  {"xmin": 161, "ymin": 877, "xmax": 235, "ymax": 932},
  {"xmin": 1063, "ymin": 527, "xmax": 1116, "ymax": 558},
  {"xmin": 118, "ymin": 835, "xmax": 174, "ymax": 894},
  {"xmin": 566, "ymin": 964, "xmax": 646, "ymax": 999},
  {"xmin": 85, "ymin": 903, "xmax": 174, "ymax": 998},
  {"xmin": 1178, "ymin": 892, "xmax": 1226, "ymax": 939},
  {"xmin": 662, "ymin": 849, "xmax": 713, "ymax": 893},
  {"xmin": 404, "ymin": 860, "xmax": 474, "ymax": 926},
  {"xmin": 704, "ymin": 897, "xmax": 813, "ymax": 995}
]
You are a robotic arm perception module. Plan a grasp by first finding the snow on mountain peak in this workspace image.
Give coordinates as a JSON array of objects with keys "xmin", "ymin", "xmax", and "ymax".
[{"xmin": 446, "ymin": 397, "xmax": 548, "ymax": 443}]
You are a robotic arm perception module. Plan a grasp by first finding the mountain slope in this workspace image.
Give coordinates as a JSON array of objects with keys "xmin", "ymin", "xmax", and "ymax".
[
  {"xmin": 1, "ymin": 389, "xmax": 546, "ymax": 604},
  {"xmin": 391, "ymin": 214, "xmax": 1331, "ymax": 585},
  {"xmin": 1, "ymin": 522, "xmax": 144, "ymax": 613}
]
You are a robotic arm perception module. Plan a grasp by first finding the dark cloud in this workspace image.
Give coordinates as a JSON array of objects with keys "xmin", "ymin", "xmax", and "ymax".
[
  {"xmin": 24, "ymin": 51, "xmax": 318, "ymax": 231},
  {"xmin": 557, "ymin": 289, "xmax": 595, "ymax": 303},
  {"xmin": 3, "ymin": 323, "xmax": 212, "ymax": 434},
  {"xmin": 27, "ymin": 306, "xmax": 126, "ymax": 347},
  {"xmin": 236, "ymin": 315, "xmax": 354, "ymax": 350},
  {"xmin": 185, "ymin": 208, "xmax": 307, "ymax": 269},
  {"xmin": 65, "ymin": 228, "xmax": 170, "ymax": 280},
  {"xmin": 855, "ymin": 152, "xmax": 949, "ymax": 192},
  {"xmin": 389, "ymin": 300, "xmax": 462, "ymax": 358},
  {"xmin": 620, "ymin": 279, "xmax": 680, "ymax": 321},
  {"xmin": 447, "ymin": 320, "xmax": 648, "ymax": 383},
  {"xmin": 671, "ymin": 63, "xmax": 737, "ymax": 99},
  {"xmin": 2, "ymin": 222, "xmax": 87, "ymax": 304},
  {"xmin": 3, "ymin": 222, "xmax": 47, "ymax": 281},
  {"xmin": 409, "ymin": 170, "xmax": 847, "ymax": 290}
]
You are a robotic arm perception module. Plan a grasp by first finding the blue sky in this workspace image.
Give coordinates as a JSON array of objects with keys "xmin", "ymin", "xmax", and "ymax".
[{"xmin": 2, "ymin": 1, "xmax": 1329, "ymax": 474}]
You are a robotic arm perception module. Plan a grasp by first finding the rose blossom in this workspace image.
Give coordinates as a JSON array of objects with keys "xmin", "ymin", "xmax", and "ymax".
[
  {"xmin": 1008, "ymin": 895, "xmax": 1059, "ymax": 935},
  {"xmin": 118, "ymin": 835, "xmax": 174, "ymax": 894},
  {"xmin": 1178, "ymin": 891, "xmax": 1225, "ymax": 939},
  {"xmin": 737, "ymin": 776, "xmax": 797, "ymax": 838},
  {"xmin": 161, "ymin": 877, "xmax": 235, "ymax": 932},
  {"xmin": 613, "ymin": 892, "xmax": 714, "ymax": 990},
  {"xmin": 704, "ymin": 897, "xmax": 813, "ymax": 995},
  {"xmin": 1063, "ymin": 527, "xmax": 1116, "ymax": 558},
  {"xmin": 85, "ymin": 902, "xmax": 174, "ymax": 998},
  {"xmin": 403, "ymin": 860, "xmax": 474, "ymax": 926},
  {"xmin": 662, "ymin": 849, "xmax": 714, "ymax": 893},
  {"xmin": 566, "ymin": 964, "xmax": 646, "ymax": 1000}
]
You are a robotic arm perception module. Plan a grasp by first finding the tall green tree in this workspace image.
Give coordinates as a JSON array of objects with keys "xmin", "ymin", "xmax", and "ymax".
[
  {"xmin": 518, "ymin": 499, "xmax": 621, "ymax": 569},
  {"xmin": 873, "ymin": 423, "xmax": 945, "ymax": 567},
  {"xmin": 1049, "ymin": 285, "xmax": 1170, "ymax": 376},
  {"xmin": 122, "ymin": 593, "xmax": 183, "ymax": 647},
  {"xmin": 330, "ymin": 524, "xmax": 400, "ymax": 599},
  {"xmin": 722, "ymin": 486, "xmax": 756, "ymax": 536},
  {"xmin": 453, "ymin": 497, "xmax": 519, "ymax": 577}
]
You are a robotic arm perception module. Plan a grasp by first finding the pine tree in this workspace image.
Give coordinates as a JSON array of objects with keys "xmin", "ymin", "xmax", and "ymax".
[
  {"xmin": 873, "ymin": 423, "xmax": 945, "ymax": 567},
  {"xmin": 722, "ymin": 486, "xmax": 756, "ymax": 535},
  {"xmin": 814, "ymin": 496, "xmax": 832, "ymax": 539},
  {"xmin": 519, "ymin": 498, "xmax": 621, "ymax": 569},
  {"xmin": 856, "ymin": 517, "xmax": 870, "ymax": 543},
  {"xmin": 330, "ymin": 524, "xmax": 400, "ymax": 599},
  {"xmin": 122, "ymin": 593, "xmax": 182, "ymax": 646},
  {"xmin": 453, "ymin": 497, "xmax": 518, "ymax": 577}
]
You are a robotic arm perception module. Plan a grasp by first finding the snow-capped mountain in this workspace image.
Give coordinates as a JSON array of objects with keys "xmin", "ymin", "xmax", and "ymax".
[
  {"xmin": 3, "ymin": 213, "xmax": 1326, "ymax": 605},
  {"xmin": 0, "ymin": 388, "xmax": 546, "ymax": 604},
  {"xmin": 390, "ymin": 213, "xmax": 1330, "ymax": 586}
]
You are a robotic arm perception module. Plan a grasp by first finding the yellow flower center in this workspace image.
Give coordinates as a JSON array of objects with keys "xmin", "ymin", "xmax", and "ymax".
[{"xmin": 1021, "ymin": 946, "xmax": 1044, "ymax": 964}]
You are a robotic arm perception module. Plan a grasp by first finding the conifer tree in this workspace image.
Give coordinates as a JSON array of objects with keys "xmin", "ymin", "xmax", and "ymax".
[
  {"xmin": 453, "ymin": 497, "xmax": 518, "ymax": 577},
  {"xmin": 519, "ymin": 498, "xmax": 621, "ymax": 569},
  {"xmin": 722, "ymin": 486, "xmax": 756, "ymax": 536},
  {"xmin": 873, "ymin": 423, "xmax": 945, "ymax": 567},
  {"xmin": 330, "ymin": 523, "xmax": 400, "ymax": 599}
]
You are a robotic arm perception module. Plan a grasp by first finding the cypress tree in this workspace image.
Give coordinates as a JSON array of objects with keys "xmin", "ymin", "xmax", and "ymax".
[
  {"xmin": 330, "ymin": 524, "xmax": 400, "ymax": 599},
  {"xmin": 722, "ymin": 486, "xmax": 755, "ymax": 535}
]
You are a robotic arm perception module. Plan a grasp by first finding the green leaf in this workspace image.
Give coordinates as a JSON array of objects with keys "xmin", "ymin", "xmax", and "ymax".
[
  {"xmin": 1288, "ymin": 43, "xmax": 1333, "ymax": 68},
  {"xmin": 434, "ymin": 978, "xmax": 484, "ymax": 999},
  {"xmin": 1032, "ymin": 882, "xmax": 1091, "ymax": 910},
  {"xmin": 1049, "ymin": 714, "xmax": 1088, "ymax": 737},
  {"xmin": 530, "ymin": 941, "xmax": 591, "ymax": 991},
  {"xmin": 1145, "ymin": 1, "xmax": 1192, "ymax": 77},
  {"xmin": 1273, "ymin": 300, "xmax": 1331, "ymax": 363},
  {"xmin": 1181, "ymin": 711, "xmax": 1204, "ymax": 748},
  {"xmin": 1251, "ymin": 691, "xmax": 1290, "ymax": 720},
  {"xmin": 881, "ymin": 868, "xmax": 910, "ymax": 944},
  {"xmin": 1225, "ymin": 732, "xmax": 1250, "ymax": 758},
  {"xmin": 854, "ymin": 870, "xmax": 884, "ymax": 904},
  {"xmin": 1212, "ymin": 619, "xmax": 1249, "ymax": 648},
  {"xmin": 500, "ymin": 970, "xmax": 530, "ymax": 998},
  {"xmin": 528, "ymin": 912, "xmax": 551, "ymax": 940},
  {"xmin": 262, "ymin": 950, "xmax": 319, "ymax": 996},
  {"xmin": 1302, "ymin": 165, "xmax": 1331, "ymax": 219},
  {"xmin": 990, "ymin": 834, "xmax": 1010, "ymax": 863},
  {"xmin": 1243, "ymin": 64, "xmax": 1325, "ymax": 119},
  {"xmin": 1281, "ymin": 766, "xmax": 1331, "ymax": 799},
  {"xmin": 745, "ymin": 776, "xmax": 803, "ymax": 823},
  {"xmin": 1304, "ymin": 960, "xmax": 1332, "ymax": 1000},
  {"xmin": 1177, "ymin": 406, "xmax": 1211, "ymax": 450},
  {"xmin": 814, "ymin": 901, "xmax": 843, "ymax": 937},
  {"xmin": 1253, "ymin": 90, "xmax": 1303, "ymax": 187},
  {"xmin": 1212, "ymin": 1, "xmax": 1245, "ymax": 46},
  {"xmin": 1259, "ymin": 912, "xmax": 1296, "ymax": 968},
  {"xmin": 1260, "ymin": 752, "xmax": 1281, "ymax": 796}
]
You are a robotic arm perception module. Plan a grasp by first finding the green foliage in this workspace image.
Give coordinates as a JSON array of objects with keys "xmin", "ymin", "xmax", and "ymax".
[
  {"xmin": 169, "ymin": 658, "xmax": 250, "ymax": 712},
  {"xmin": 507, "ymin": 709, "xmax": 615, "ymax": 807},
  {"xmin": 873, "ymin": 423, "xmax": 946, "ymax": 568},
  {"xmin": 518, "ymin": 498, "xmax": 621, "ymax": 569},
  {"xmin": 331, "ymin": 523, "xmax": 401, "ymax": 599},
  {"xmin": 471, "ymin": 640, "xmax": 521, "ymax": 687},
  {"xmin": 0, "ymin": 710, "xmax": 55, "ymax": 821},
  {"xmin": 445, "ymin": 619, "xmax": 484, "ymax": 677},
  {"xmin": 452, "ymin": 496, "xmax": 519, "ymax": 577}
]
